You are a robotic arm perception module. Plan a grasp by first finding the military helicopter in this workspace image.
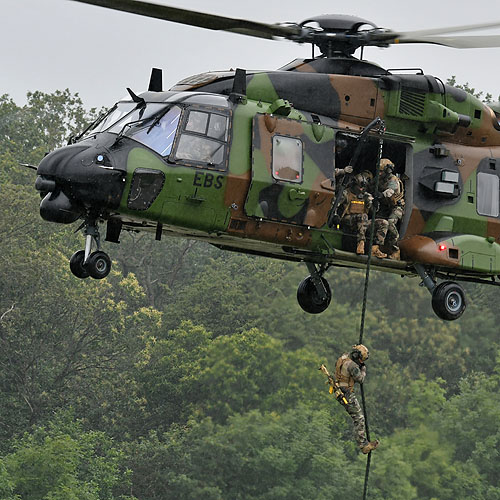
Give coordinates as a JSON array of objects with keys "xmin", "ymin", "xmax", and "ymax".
[{"xmin": 35, "ymin": 0, "xmax": 500, "ymax": 321}]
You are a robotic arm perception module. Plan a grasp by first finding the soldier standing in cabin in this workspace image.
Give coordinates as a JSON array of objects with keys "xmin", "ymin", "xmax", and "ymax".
[
  {"xmin": 339, "ymin": 171, "xmax": 374, "ymax": 255},
  {"xmin": 335, "ymin": 344, "xmax": 379, "ymax": 454},
  {"xmin": 371, "ymin": 158, "xmax": 404, "ymax": 260}
]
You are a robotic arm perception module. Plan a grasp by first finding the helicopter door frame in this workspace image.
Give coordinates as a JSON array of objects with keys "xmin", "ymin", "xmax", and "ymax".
[
  {"xmin": 333, "ymin": 130, "xmax": 413, "ymax": 242},
  {"xmin": 170, "ymin": 104, "xmax": 232, "ymax": 172},
  {"xmin": 245, "ymin": 113, "xmax": 337, "ymax": 228},
  {"xmin": 160, "ymin": 104, "xmax": 233, "ymax": 232}
]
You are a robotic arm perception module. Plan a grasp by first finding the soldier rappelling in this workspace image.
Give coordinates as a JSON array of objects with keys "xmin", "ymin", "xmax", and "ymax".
[{"xmin": 321, "ymin": 345, "xmax": 379, "ymax": 454}]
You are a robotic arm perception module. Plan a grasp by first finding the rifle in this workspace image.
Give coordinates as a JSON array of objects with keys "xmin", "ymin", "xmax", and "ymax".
[{"xmin": 319, "ymin": 364, "xmax": 349, "ymax": 406}]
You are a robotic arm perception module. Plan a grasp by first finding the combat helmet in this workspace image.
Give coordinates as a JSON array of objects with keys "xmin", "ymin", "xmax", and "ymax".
[
  {"xmin": 353, "ymin": 172, "xmax": 369, "ymax": 189},
  {"xmin": 361, "ymin": 170, "xmax": 373, "ymax": 182},
  {"xmin": 379, "ymin": 158, "xmax": 395, "ymax": 173},
  {"xmin": 351, "ymin": 344, "xmax": 369, "ymax": 362}
]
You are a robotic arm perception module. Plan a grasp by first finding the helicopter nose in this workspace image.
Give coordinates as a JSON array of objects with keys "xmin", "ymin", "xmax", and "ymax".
[{"xmin": 36, "ymin": 142, "xmax": 127, "ymax": 224}]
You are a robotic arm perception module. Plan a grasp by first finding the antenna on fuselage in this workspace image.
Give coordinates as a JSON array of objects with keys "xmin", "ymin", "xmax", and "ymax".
[
  {"xmin": 229, "ymin": 68, "xmax": 247, "ymax": 103},
  {"xmin": 148, "ymin": 68, "xmax": 163, "ymax": 92}
]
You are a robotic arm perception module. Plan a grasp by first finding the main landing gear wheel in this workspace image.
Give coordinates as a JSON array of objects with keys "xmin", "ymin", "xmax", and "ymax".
[
  {"xmin": 87, "ymin": 251, "xmax": 112, "ymax": 279},
  {"xmin": 69, "ymin": 250, "xmax": 89, "ymax": 279},
  {"xmin": 297, "ymin": 275, "xmax": 332, "ymax": 314},
  {"xmin": 431, "ymin": 281, "xmax": 466, "ymax": 321}
]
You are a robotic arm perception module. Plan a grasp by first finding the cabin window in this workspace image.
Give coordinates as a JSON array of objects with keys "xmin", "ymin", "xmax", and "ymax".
[
  {"xmin": 477, "ymin": 172, "xmax": 499, "ymax": 217},
  {"xmin": 174, "ymin": 109, "xmax": 229, "ymax": 169},
  {"xmin": 128, "ymin": 106, "xmax": 181, "ymax": 156},
  {"xmin": 127, "ymin": 168, "xmax": 165, "ymax": 210},
  {"xmin": 271, "ymin": 135, "xmax": 303, "ymax": 183}
]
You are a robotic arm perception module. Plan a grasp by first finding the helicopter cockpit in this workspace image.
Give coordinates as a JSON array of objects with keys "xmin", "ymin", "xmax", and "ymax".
[{"xmin": 78, "ymin": 92, "xmax": 231, "ymax": 168}]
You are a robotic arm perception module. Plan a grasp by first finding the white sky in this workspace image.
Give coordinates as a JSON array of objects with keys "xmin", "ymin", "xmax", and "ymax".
[{"xmin": 3, "ymin": 0, "xmax": 500, "ymax": 110}]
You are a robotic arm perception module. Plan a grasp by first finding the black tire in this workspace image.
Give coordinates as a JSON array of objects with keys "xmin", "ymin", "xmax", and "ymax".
[
  {"xmin": 297, "ymin": 275, "xmax": 332, "ymax": 314},
  {"xmin": 87, "ymin": 251, "xmax": 112, "ymax": 279},
  {"xmin": 431, "ymin": 281, "xmax": 466, "ymax": 321},
  {"xmin": 69, "ymin": 250, "xmax": 89, "ymax": 279}
]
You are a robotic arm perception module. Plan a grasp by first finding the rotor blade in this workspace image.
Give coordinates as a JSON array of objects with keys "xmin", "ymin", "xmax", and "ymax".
[
  {"xmin": 70, "ymin": 0, "xmax": 301, "ymax": 40},
  {"xmin": 393, "ymin": 34, "xmax": 500, "ymax": 49},
  {"xmin": 399, "ymin": 20, "xmax": 500, "ymax": 38}
]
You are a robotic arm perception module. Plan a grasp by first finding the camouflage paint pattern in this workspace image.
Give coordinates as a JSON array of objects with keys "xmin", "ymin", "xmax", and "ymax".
[{"xmin": 53, "ymin": 58, "xmax": 500, "ymax": 279}]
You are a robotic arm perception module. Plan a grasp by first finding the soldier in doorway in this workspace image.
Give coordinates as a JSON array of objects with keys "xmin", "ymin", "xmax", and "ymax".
[
  {"xmin": 370, "ymin": 158, "xmax": 404, "ymax": 260},
  {"xmin": 339, "ymin": 171, "xmax": 374, "ymax": 255}
]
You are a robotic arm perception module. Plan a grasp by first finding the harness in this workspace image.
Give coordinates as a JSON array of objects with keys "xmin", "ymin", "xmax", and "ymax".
[
  {"xmin": 341, "ymin": 191, "xmax": 368, "ymax": 217},
  {"xmin": 335, "ymin": 353, "xmax": 355, "ymax": 390}
]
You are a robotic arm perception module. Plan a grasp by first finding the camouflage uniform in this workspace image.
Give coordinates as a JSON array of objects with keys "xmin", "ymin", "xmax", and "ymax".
[
  {"xmin": 372, "ymin": 168, "xmax": 404, "ymax": 255},
  {"xmin": 335, "ymin": 353, "xmax": 368, "ymax": 448},
  {"xmin": 339, "ymin": 173, "xmax": 373, "ymax": 252}
]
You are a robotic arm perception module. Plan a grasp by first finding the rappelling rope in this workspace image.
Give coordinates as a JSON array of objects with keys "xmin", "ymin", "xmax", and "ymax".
[{"xmin": 358, "ymin": 120, "xmax": 386, "ymax": 500}]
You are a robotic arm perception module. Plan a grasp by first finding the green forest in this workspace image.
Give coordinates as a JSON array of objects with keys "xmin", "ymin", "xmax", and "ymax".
[{"xmin": 1, "ymin": 89, "xmax": 500, "ymax": 500}]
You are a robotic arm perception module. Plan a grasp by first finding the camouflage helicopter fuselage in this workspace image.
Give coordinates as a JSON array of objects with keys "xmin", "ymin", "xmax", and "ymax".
[
  {"xmin": 37, "ymin": 56, "xmax": 500, "ymax": 283},
  {"xmin": 108, "ymin": 57, "xmax": 500, "ymax": 280}
]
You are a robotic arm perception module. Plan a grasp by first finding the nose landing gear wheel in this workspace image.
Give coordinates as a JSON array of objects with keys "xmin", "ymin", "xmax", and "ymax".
[
  {"xmin": 297, "ymin": 275, "xmax": 332, "ymax": 314},
  {"xmin": 87, "ymin": 251, "xmax": 112, "ymax": 279},
  {"xmin": 431, "ymin": 281, "xmax": 466, "ymax": 321},
  {"xmin": 69, "ymin": 250, "xmax": 89, "ymax": 279}
]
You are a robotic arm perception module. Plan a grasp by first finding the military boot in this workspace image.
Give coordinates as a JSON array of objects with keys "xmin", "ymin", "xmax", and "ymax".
[
  {"xmin": 356, "ymin": 241, "xmax": 365, "ymax": 255},
  {"xmin": 361, "ymin": 440, "xmax": 380, "ymax": 454},
  {"xmin": 371, "ymin": 245, "xmax": 387, "ymax": 259},
  {"xmin": 388, "ymin": 248, "xmax": 400, "ymax": 260}
]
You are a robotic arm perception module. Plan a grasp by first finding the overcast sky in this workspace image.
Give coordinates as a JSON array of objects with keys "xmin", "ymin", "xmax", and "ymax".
[{"xmin": 3, "ymin": 0, "xmax": 500, "ymax": 110}]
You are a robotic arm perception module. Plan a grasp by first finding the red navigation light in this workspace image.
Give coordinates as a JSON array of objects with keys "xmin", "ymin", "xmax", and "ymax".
[{"xmin": 439, "ymin": 244, "xmax": 447, "ymax": 251}]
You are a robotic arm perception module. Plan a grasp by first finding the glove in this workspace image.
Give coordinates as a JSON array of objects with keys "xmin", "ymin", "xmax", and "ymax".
[
  {"xmin": 383, "ymin": 188, "xmax": 394, "ymax": 198},
  {"xmin": 344, "ymin": 165, "xmax": 353, "ymax": 174}
]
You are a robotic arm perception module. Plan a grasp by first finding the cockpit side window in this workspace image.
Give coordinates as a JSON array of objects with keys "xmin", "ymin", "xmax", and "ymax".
[
  {"xmin": 173, "ymin": 109, "xmax": 229, "ymax": 170},
  {"xmin": 128, "ymin": 168, "xmax": 165, "ymax": 210}
]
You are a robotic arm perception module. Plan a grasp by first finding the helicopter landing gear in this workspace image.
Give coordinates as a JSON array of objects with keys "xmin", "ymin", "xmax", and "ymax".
[
  {"xmin": 70, "ymin": 250, "xmax": 90, "ymax": 279},
  {"xmin": 69, "ymin": 220, "xmax": 112, "ymax": 280},
  {"xmin": 297, "ymin": 263, "xmax": 332, "ymax": 314},
  {"xmin": 431, "ymin": 281, "xmax": 466, "ymax": 321},
  {"xmin": 414, "ymin": 264, "xmax": 466, "ymax": 321}
]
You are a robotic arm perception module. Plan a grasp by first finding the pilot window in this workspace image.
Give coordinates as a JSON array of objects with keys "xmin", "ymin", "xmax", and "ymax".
[
  {"xmin": 86, "ymin": 102, "xmax": 137, "ymax": 136},
  {"xmin": 271, "ymin": 135, "xmax": 303, "ymax": 183},
  {"xmin": 128, "ymin": 106, "xmax": 181, "ymax": 156},
  {"xmin": 127, "ymin": 168, "xmax": 165, "ymax": 210},
  {"xmin": 108, "ymin": 103, "xmax": 167, "ymax": 135},
  {"xmin": 174, "ymin": 109, "xmax": 229, "ymax": 169},
  {"xmin": 477, "ymin": 172, "xmax": 499, "ymax": 217}
]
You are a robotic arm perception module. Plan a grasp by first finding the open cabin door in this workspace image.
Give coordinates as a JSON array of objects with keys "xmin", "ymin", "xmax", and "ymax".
[{"xmin": 244, "ymin": 114, "xmax": 337, "ymax": 228}]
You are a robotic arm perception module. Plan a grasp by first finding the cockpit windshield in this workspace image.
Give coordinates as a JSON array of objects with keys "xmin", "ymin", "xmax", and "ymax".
[
  {"xmin": 84, "ymin": 101, "xmax": 168, "ymax": 137},
  {"xmin": 125, "ymin": 106, "xmax": 181, "ymax": 156},
  {"xmin": 107, "ymin": 103, "xmax": 167, "ymax": 134},
  {"xmin": 87, "ymin": 102, "xmax": 137, "ymax": 135}
]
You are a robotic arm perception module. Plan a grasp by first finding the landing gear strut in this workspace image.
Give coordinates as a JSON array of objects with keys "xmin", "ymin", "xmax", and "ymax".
[
  {"xmin": 414, "ymin": 264, "xmax": 466, "ymax": 320},
  {"xmin": 297, "ymin": 263, "xmax": 332, "ymax": 314},
  {"xmin": 69, "ymin": 220, "xmax": 112, "ymax": 280}
]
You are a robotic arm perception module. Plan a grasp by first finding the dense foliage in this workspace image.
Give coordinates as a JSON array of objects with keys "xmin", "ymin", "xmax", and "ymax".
[{"xmin": 1, "ymin": 90, "xmax": 499, "ymax": 499}]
